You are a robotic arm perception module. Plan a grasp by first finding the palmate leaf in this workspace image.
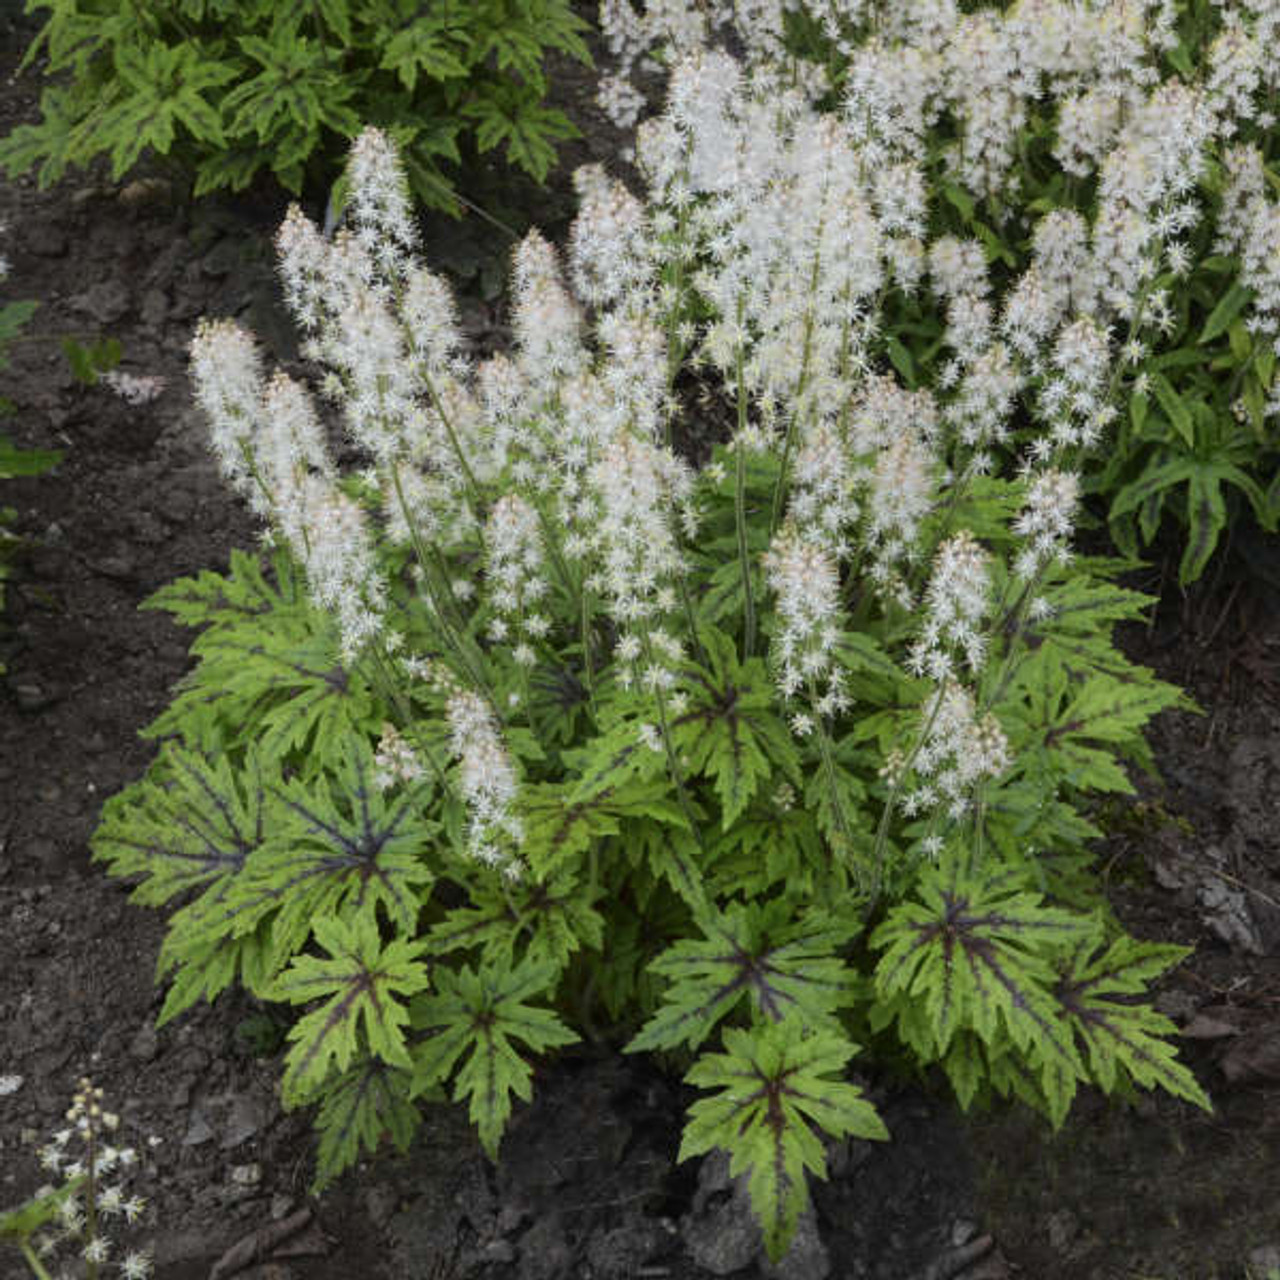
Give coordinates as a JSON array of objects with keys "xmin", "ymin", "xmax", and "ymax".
[
  {"xmin": 627, "ymin": 901, "xmax": 859, "ymax": 1054},
  {"xmin": 680, "ymin": 1018, "xmax": 888, "ymax": 1262},
  {"xmin": 229, "ymin": 735, "xmax": 437, "ymax": 974},
  {"xmin": 408, "ymin": 959, "xmax": 578, "ymax": 1158},
  {"xmin": 98, "ymin": 41, "xmax": 238, "ymax": 175},
  {"xmin": 268, "ymin": 913, "xmax": 430, "ymax": 1106},
  {"xmin": 870, "ymin": 857, "xmax": 1090, "ymax": 1108},
  {"xmin": 521, "ymin": 775, "xmax": 690, "ymax": 878},
  {"xmin": 672, "ymin": 626, "xmax": 800, "ymax": 830},
  {"xmin": 92, "ymin": 742, "xmax": 284, "ymax": 1022},
  {"xmin": 1054, "ymin": 935, "xmax": 1211, "ymax": 1116},
  {"xmin": 424, "ymin": 863, "xmax": 604, "ymax": 975},
  {"xmin": 155, "ymin": 919, "xmax": 274, "ymax": 1026},
  {"xmin": 306, "ymin": 1059, "xmax": 421, "ymax": 1190},
  {"xmin": 1008, "ymin": 653, "xmax": 1182, "ymax": 795},
  {"xmin": 91, "ymin": 743, "xmax": 271, "ymax": 908},
  {"xmin": 143, "ymin": 550, "xmax": 379, "ymax": 769}
]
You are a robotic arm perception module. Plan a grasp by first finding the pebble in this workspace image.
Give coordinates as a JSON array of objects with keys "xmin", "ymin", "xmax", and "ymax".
[
  {"xmin": 13, "ymin": 682, "xmax": 56, "ymax": 712},
  {"xmin": 68, "ymin": 279, "xmax": 131, "ymax": 325},
  {"xmin": 130, "ymin": 1021, "xmax": 159, "ymax": 1062},
  {"xmin": 229, "ymin": 1162, "xmax": 262, "ymax": 1186}
]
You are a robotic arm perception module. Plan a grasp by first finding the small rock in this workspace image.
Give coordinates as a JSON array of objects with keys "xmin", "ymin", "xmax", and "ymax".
[
  {"xmin": 93, "ymin": 554, "xmax": 137, "ymax": 580},
  {"xmin": 950, "ymin": 1219, "xmax": 980, "ymax": 1247},
  {"xmin": 1046, "ymin": 1207, "xmax": 1078, "ymax": 1252},
  {"xmin": 516, "ymin": 1213, "xmax": 573, "ymax": 1280},
  {"xmin": 200, "ymin": 238, "xmax": 247, "ymax": 278},
  {"xmin": 682, "ymin": 1190, "xmax": 758, "ymax": 1276},
  {"xmin": 220, "ymin": 1090, "xmax": 270, "ymax": 1149},
  {"xmin": 481, "ymin": 1239, "xmax": 517, "ymax": 1265},
  {"xmin": 229, "ymin": 1162, "xmax": 262, "ymax": 1186},
  {"xmin": 183, "ymin": 1109, "xmax": 214, "ymax": 1147},
  {"xmin": 12, "ymin": 682, "xmax": 57, "ymax": 712},
  {"xmin": 1200, "ymin": 877, "xmax": 1266, "ymax": 955},
  {"xmin": 140, "ymin": 287, "xmax": 168, "ymax": 330},
  {"xmin": 495, "ymin": 1203, "xmax": 526, "ymax": 1236},
  {"xmin": 69, "ymin": 279, "xmax": 131, "ymax": 325},
  {"xmin": 1222, "ymin": 1028, "xmax": 1280, "ymax": 1083},
  {"xmin": 365, "ymin": 1184, "xmax": 397, "ymax": 1229},
  {"xmin": 130, "ymin": 1021, "xmax": 159, "ymax": 1062},
  {"xmin": 270, "ymin": 1194, "xmax": 296, "ymax": 1221},
  {"xmin": 584, "ymin": 1223, "xmax": 668, "ymax": 1278},
  {"xmin": 118, "ymin": 178, "xmax": 171, "ymax": 207}
]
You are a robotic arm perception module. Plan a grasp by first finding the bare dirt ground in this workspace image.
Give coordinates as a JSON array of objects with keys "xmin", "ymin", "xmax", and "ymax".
[{"xmin": 1, "ymin": 14, "xmax": 1278, "ymax": 1280}]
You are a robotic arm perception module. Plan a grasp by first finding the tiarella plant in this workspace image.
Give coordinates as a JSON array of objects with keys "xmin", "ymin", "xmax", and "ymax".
[
  {"xmin": 598, "ymin": 0, "xmax": 1280, "ymax": 581},
  {"xmin": 0, "ymin": 1079, "xmax": 153, "ymax": 1280},
  {"xmin": 0, "ymin": 0, "xmax": 590, "ymax": 215},
  {"xmin": 96, "ymin": 88, "xmax": 1214, "ymax": 1259}
]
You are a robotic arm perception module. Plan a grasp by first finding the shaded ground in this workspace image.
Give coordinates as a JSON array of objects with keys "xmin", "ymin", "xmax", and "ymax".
[{"xmin": 1, "ymin": 16, "xmax": 1279, "ymax": 1280}]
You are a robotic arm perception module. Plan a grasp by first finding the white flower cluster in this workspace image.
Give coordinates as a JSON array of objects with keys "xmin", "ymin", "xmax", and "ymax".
[
  {"xmin": 1217, "ymin": 142, "xmax": 1280, "ymax": 390},
  {"xmin": 909, "ymin": 531, "xmax": 993, "ymax": 680},
  {"xmin": 30, "ymin": 1078, "xmax": 153, "ymax": 1279},
  {"xmin": 904, "ymin": 680, "xmax": 1011, "ymax": 822},
  {"xmin": 189, "ymin": 322, "xmax": 384, "ymax": 660},
  {"xmin": 484, "ymin": 494, "xmax": 551, "ymax": 667},
  {"xmin": 763, "ymin": 529, "xmax": 847, "ymax": 725},
  {"xmin": 446, "ymin": 688, "xmax": 522, "ymax": 875}
]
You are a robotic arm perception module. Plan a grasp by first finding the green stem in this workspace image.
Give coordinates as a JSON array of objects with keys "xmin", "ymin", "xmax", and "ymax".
[
  {"xmin": 19, "ymin": 1239, "xmax": 54, "ymax": 1280},
  {"xmin": 871, "ymin": 679, "xmax": 947, "ymax": 897},
  {"xmin": 390, "ymin": 464, "xmax": 493, "ymax": 704},
  {"xmin": 642, "ymin": 636, "xmax": 705, "ymax": 854},
  {"xmin": 734, "ymin": 344, "xmax": 757, "ymax": 658}
]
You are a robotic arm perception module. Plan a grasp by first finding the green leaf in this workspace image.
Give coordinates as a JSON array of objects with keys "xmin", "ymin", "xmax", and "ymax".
[
  {"xmin": 1179, "ymin": 469, "xmax": 1226, "ymax": 585},
  {"xmin": 1198, "ymin": 281, "xmax": 1252, "ymax": 344},
  {"xmin": 380, "ymin": 21, "xmax": 470, "ymax": 92},
  {"xmin": 1054, "ymin": 935, "xmax": 1211, "ymax": 1115},
  {"xmin": 269, "ymin": 913, "xmax": 430, "ymax": 1104},
  {"xmin": 627, "ymin": 901, "xmax": 858, "ymax": 1054},
  {"xmin": 409, "ymin": 958, "xmax": 577, "ymax": 1158},
  {"xmin": 309, "ymin": 1060, "xmax": 421, "ymax": 1190},
  {"xmin": 425, "ymin": 864, "xmax": 604, "ymax": 976},
  {"xmin": 0, "ymin": 434, "xmax": 61, "ymax": 478},
  {"xmin": 671, "ymin": 627, "xmax": 798, "ymax": 829},
  {"xmin": 680, "ymin": 1018, "xmax": 887, "ymax": 1262},
  {"xmin": 871, "ymin": 857, "xmax": 1090, "ymax": 1079},
  {"xmin": 1148, "ymin": 372, "xmax": 1195, "ymax": 448},
  {"xmin": 142, "ymin": 548, "xmax": 379, "ymax": 767},
  {"xmin": 228, "ymin": 734, "xmax": 437, "ymax": 971},
  {"xmin": 1108, "ymin": 457, "xmax": 1198, "ymax": 522}
]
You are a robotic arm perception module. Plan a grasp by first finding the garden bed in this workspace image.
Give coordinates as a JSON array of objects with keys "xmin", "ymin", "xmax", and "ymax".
[{"xmin": 1, "ymin": 14, "xmax": 1279, "ymax": 1280}]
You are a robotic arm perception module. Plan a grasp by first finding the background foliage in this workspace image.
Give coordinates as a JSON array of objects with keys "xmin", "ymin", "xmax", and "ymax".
[{"xmin": 0, "ymin": 0, "xmax": 592, "ymax": 214}]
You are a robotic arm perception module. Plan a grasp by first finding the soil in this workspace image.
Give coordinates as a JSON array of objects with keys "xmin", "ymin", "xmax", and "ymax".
[{"xmin": 1, "ymin": 14, "xmax": 1279, "ymax": 1280}]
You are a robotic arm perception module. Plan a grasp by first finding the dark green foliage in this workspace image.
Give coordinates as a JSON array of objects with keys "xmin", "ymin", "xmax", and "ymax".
[{"xmin": 0, "ymin": 0, "xmax": 591, "ymax": 213}]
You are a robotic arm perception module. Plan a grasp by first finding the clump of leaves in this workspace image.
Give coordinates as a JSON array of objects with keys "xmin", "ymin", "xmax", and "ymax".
[
  {"xmin": 95, "ymin": 105, "xmax": 1212, "ymax": 1265},
  {"xmin": 0, "ymin": 0, "xmax": 591, "ymax": 215}
]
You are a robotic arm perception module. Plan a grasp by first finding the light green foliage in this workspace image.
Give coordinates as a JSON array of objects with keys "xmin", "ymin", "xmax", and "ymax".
[
  {"xmin": 409, "ymin": 959, "xmax": 578, "ymax": 1158},
  {"xmin": 269, "ymin": 913, "xmax": 430, "ymax": 1102},
  {"xmin": 680, "ymin": 1019, "xmax": 888, "ymax": 1262},
  {"xmin": 870, "ymin": 857, "xmax": 1210, "ymax": 1127},
  {"xmin": 0, "ymin": 0, "xmax": 591, "ymax": 213}
]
